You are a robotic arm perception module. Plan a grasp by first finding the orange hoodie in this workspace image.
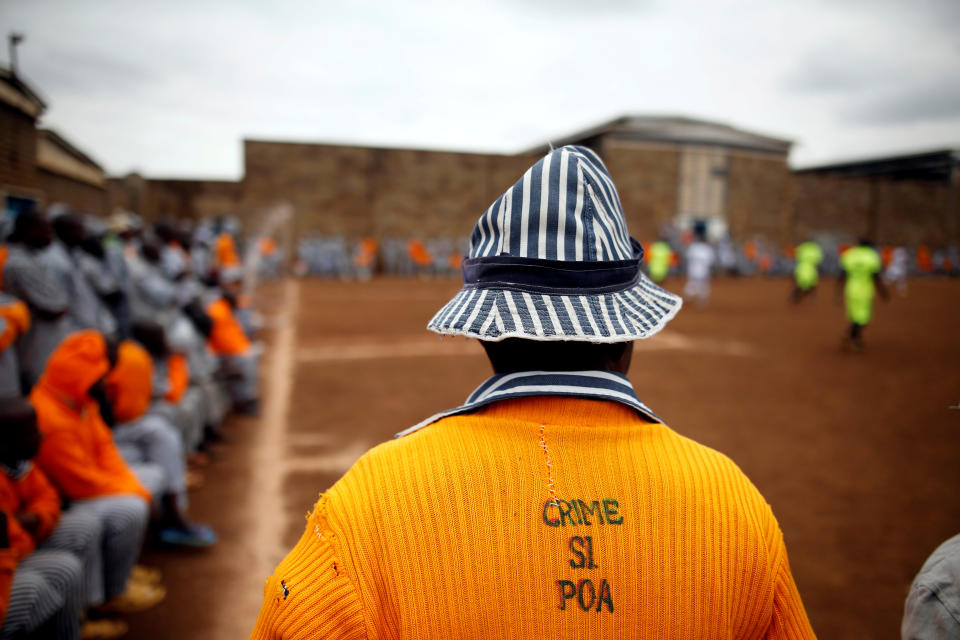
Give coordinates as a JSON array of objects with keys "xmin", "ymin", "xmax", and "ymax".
[
  {"xmin": 0, "ymin": 297, "xmax": 30, "ymax": 352},
  {"xmin": 164, "ymin": 353, "xmax": 189, "ymax": 404},
  {"xmin": 216, "ymin": 233, "xmax": 240, "ymax": 267},
  {"xmin": 30, "ymin": 331, "xmax": 151, "ymax": 503},
  {"xmin": 0, "ymin": 464, "xmax": 62, "ymax": 559},
  {"xmin": 206, "ymin": 298, "xmax": 250, "ymax": 356},
  {"xmin": 106, "ymin": 340, "xmax": 154, "ymax": 424}
]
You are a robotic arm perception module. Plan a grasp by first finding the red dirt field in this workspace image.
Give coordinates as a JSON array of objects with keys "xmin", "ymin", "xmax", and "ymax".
[{"xmin": 127, "ymin": 276, "xmax": 960, "ymax": 639}]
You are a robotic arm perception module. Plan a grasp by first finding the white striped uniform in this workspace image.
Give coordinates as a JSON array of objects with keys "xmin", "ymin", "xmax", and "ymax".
[{"xmin": 396, "ymin": 370, "xmax": 661, "ymax": 438}]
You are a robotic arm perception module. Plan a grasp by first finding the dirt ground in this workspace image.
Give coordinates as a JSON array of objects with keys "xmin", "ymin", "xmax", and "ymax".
[{"xmin": 128, "ymin": 276, "xmax": 960, "ymax": 639}]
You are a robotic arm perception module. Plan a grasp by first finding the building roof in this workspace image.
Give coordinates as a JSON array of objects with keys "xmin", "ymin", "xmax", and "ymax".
[
  {"xmin": 794, "ymin": 148, "xmax": 960, "ymax": 181},
  {"xmin": 37, "ymin": 129, "xmax": 106, "ymax": 187},
  {"xmin": 526, "ymin": 115, "xmax": 793, "ymax": 155},
  {"xmin": 0, "ymin": 66, "xmax": 46, "ymax": 119}
]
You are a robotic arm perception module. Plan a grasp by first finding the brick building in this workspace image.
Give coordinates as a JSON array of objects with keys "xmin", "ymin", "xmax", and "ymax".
[
  {"xmin": 794, "ymin": 149, "xmax": 960, "ymax": 247},
  {"xmin": 107, "ymin": 174, "xmax": 241, "ymax": 223},
  {"xmin": 4, "ymin": 64, "xmax": 954, "ymax": 253},
  {"xmin": 529, "ymin": 116, "xmax": 793, "ymax": 242},
  {"xmin": 36, "ymin": 128, "xmax": 108, "ymax": 214},
  {"xmin": 237, "ymin": 116, "xmax": 794, "ymax": 246},
  {"xmin": 1, "ymin": 66, "xmax": 109, "ymax": 217},
  {"xmin": 0, "ymin": 67, "xmax": 45, "ymax": 214}
]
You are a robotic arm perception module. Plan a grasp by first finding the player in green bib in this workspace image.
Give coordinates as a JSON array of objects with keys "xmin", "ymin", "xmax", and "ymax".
[
  {"xmin": 647, "ymin": 240, "xmax": 673, "ymax": 283},
  {"xmin": 792, "ymin": 240, "xmax": 823, "ymax": 303},
  {"xmin": 839, "ymin": 239, "xmax": 888, "ymax": 351}
]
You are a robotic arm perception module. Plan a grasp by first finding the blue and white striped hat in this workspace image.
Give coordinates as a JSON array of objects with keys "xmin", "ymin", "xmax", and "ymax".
[{"xmin": 428, "ymin": 145, "xmax": 682, "ymax": 342}]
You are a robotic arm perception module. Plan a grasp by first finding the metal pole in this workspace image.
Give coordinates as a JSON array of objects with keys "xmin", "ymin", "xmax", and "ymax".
[{"xmin": 8, "ymin": 33, "xmax": 24, "ymax": 75}]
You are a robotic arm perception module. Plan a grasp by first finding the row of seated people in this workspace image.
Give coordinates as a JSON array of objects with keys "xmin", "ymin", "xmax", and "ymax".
[{"xmin": 0, "ymin": 208, "xmax": 261, "ymax": 639}]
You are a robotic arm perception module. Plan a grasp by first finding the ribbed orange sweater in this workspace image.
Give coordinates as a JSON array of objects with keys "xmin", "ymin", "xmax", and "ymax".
[{"xmin": 250, "ymin": 396, "xmax": 815, "ymax": 639}]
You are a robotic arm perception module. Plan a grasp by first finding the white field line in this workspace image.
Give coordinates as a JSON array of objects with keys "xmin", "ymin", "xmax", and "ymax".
[
  {"xmin": 295, "ymin": 331, "xmax": 756, "ymax": 363},
  {"xmin": 249, "ymin": 278, "xmax": 300, "ymax": 581},
  {"xmin": 297, "ymin": 338, "xmax": 478, "ymax": 362},
  {"xmin": 284, "ymin": 440, "xmax": 371, "ymax": 475}
]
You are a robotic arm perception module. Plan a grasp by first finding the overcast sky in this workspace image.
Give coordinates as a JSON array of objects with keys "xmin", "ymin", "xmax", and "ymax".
[{"xmin": 4, "ymin": 0, "xmax": 959, "ymax": 178}]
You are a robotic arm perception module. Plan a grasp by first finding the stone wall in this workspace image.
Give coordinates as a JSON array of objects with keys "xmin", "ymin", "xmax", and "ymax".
[
  {"xmin": 602, "ymin": 140, "xmax": 679, "ymax": 242},
  {"xmin": 793, "ymin": 173, "xmax": 959, "ymax": 246},
  {"xmin": 240, "ymin": 141, "xmax": 536, "ymax": 244},
  {"xmin": 37, "ymin": 169, "xmax": 107, "ymax": 214},
  {"xmin": 107, "ymin": 175, "xmax": 241, "ymax": 223},
  {"xmin": 99, "ymin": 137, "xmax": 958, "ymax": 252},
  {"xmin": 726, "ymin": 151, "xmax": 794, "ymax": 242}
]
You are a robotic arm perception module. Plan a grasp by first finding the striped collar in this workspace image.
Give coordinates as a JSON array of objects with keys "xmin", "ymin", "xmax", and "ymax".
[{"xmin": 395, "ymin": 370, "xmax": 662, "ymax": 438}]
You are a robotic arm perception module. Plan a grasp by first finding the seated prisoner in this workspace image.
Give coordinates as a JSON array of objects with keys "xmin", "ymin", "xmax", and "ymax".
[{"xmin": 30, "ymin": 331, "xmax": 165, "ymax": 612}]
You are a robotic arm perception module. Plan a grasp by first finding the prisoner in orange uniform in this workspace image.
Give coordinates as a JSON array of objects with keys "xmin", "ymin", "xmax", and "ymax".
[
  {"xmin": 215, "ymin": 232, "xmax": 240, "ymax": 269},
  {"xmin": 0, "ymin": 396, "xmax": 87, "ymax": 639},
  {"xmin": 106, "ymin": 340, "xmax": 216, "ymax": 548},
  {"xmin": 29, "ymin": 331, "xmax": 164, "ymax": 608},
  {"xmin": 250, "ymin": 146, "xmax": 815, "ymax": 639},
  {"xmin": 205, "ymin": 294, "xmax": 259, "ymax": 413}
]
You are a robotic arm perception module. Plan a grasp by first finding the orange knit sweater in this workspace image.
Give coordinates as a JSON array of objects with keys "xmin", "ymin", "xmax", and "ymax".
[{"xmin": 250, "ymin": 396, "xmax": 815, "ymax": 639}]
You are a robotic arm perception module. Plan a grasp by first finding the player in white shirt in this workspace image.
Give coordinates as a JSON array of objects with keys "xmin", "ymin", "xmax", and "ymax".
[
  {"xmin": 883, "ymin": 246, "xmax": 908, "ymax": 297},
  {"xmin": 684, "ymin": 229, "xmax": 715, "ymax": 307}
]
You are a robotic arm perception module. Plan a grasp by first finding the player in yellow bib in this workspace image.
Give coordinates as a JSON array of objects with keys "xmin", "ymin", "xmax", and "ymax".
[
  {"xmin": 839, "ymin": 239, "xmax": 888, "ymax": 351},
  {"xmin": 792, "ymin": 240, "xmax": 822, "ymax": 303},
  {"xmin": 646, "ymin": 240, "xmax": 673, "ymax": 283}
]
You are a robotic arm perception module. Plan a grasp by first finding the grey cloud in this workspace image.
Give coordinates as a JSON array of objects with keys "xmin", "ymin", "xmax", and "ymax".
[
  {"xmin": 844, "ymin": 78, "xmax": 960, "ymax": 125},
  {"xmin": 832, "ymin": 0, "xmax": 960, "ymax": 35},
  {"xmin": 24, "ymin": 46, "xmax": 157, "ymax": 95},
  {"xmin": 502, "ymin": 0, "xmax": 652, "ymax": 14},
  {"xmin": 783, "ymin": 51, "xmax": 895, "ymax": 93}
]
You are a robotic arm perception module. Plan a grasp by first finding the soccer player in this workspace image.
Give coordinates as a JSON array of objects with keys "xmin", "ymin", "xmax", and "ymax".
[
  {"xmin": 839, "ymin": 238, "xmax": 888, "ymax": 351},
  {"xmin": 646, "ymin": 238, "xmax": 673, "ymax": 283},
  {"xmin": 792, "ymin": 240, "xmax": 823, "ymax": 303}
]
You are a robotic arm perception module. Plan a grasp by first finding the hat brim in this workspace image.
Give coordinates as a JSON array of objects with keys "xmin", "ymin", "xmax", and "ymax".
[{"xmin": 427, "ymin": 270, "xmax": 682, "ymax": 343}]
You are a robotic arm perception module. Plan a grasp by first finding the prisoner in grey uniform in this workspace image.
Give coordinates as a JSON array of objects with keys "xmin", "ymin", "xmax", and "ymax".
[
  {"xmin": 114, "ymin": 414, "xmax": 188, "ymax": 510},
  {"xmin": 148, "ymin": 358, "xmax": 206, "ymax": 454},
  {"xmin": 903, "ymin": 533, "xmax": 960, "ymax": 639},
  {"xmin": 0, "ymin": 316, "xmax": 19, "ymax": 399},
  {"xmin": 67, "ymin": 495, "xmax": 151, "ymax": 602},
  {"xmin": 2, "ymin": 245, "xmax": 73, "ymax": 389},
  {"xmin": 168, "ymin": 315, "xmax": 229, "ymax": 432},
  {"xmin": 0, "ymin": 553, "xmax": 69, "ymax": 640},
  {"xmin": 75, "ymin": 247, "xmax": 121, "ymax": 336},
  {"xmin": 127, "ymin": 251, "xmax": 179, "ymax": 331},
  {"xmin": 43, "ymin": 240, "xmax": 105, "ymax": 331},
  {"xmin": 40, "ymin": 507, "xmax": 104, "ymax": 608}
]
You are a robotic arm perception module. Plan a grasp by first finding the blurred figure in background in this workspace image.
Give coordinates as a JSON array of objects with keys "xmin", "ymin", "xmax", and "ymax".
[
  {"xmin": 683, "ymin": 223, "xmax": 714, "ymax": 307},
  {"xmin": 407, "ymin": 238, "xmax": 433, "ymax": 277},
  {"xmin": 0, "ymin": 294, "xmax": 29, "ymax": 398},
  {"xmin": 1, "ymin": 211, "xmax": 72, "ymax": 390},
  {"xmin": 647, "ymin": 237, "xmax": 673, "ymax": 283},
  {"xmin": 792, "ymin": 240, "xmax": 823, "ymax": 303},
  {"xmin": 839, "ymin": 238, "xmax": 888, "ymax": 351},
  {"xmin": 106, "ymin": 339, "xmax": 216, "ymax": 548},
  {"xmin": 885, "ymin": 246, "xmax": 909, "ymax": 296}
]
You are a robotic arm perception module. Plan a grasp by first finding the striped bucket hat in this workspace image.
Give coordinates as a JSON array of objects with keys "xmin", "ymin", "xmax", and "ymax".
[{"xmin": 428, "ymin": 145, "xmax": 682, "ymax": 342}]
